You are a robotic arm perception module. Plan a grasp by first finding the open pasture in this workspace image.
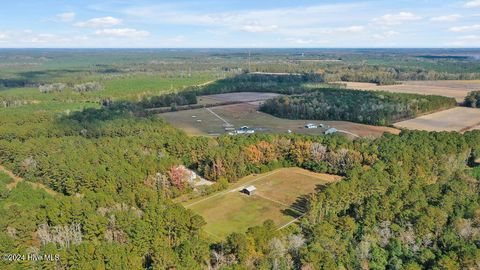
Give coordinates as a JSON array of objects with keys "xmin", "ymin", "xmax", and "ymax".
[
  {"xmin": 394, "ymin": 107, "xmax": 480, "ymax": 132},
  {"xmin": 159, "ymin": 99, "xmax": 400, "ymax": 137},
  {"xmin": 342, "ymin": 80, "xmax": 480, "ymax": 102},
  {"xmin": 184, "ymin": 168, "xmax": 339, "ymax": 239}
]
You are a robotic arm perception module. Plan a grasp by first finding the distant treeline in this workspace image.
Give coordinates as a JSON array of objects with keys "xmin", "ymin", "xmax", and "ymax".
[
  {"xmin": 196, "ymin": 73, "xmax": 324, "ymax": 95},
  {"xmin": 260, "ymin": 89, "xmax": 457, "ymax": 126},
  {"xmin": 327, "ymin": 66, "xmax": 480, "ymax": 85},
  {"xmin": 138, "ymin": 73, "xmax": 322, "ymax": 110},
  {"xmin": 140, "ymin": 90, "xmax": 197, "ymax": 109}
]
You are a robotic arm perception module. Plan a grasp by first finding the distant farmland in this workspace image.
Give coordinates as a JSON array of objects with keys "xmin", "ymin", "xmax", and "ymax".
[
  {"xmin": 394, "ymin": 107, "xmax": 480, "ymax": 132},
  {"xmin": 184, "ymin": 167, "xmax": 340, "ymax": 239},
  {"xmin": 341, "ymin": 80, "xmax": 480, "ymax": 102}
]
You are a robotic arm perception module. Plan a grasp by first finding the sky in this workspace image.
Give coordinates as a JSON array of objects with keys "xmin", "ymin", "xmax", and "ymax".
[{"xmin": 1, "ymin": 0, "xmax": 480, "ymax": 48}]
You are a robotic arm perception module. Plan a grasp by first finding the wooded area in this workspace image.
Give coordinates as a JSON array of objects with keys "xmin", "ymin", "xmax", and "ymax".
[
  {"xmin": 260, "ymin": 89, "xmax": 457, "ymax": 126},
  {"xmin": 1, "ymin": 49, "xmax": 480, "ymax": 269},
  {"xmin": 1, "ymin": 95, "xmax": 480, "ymax": 268}
]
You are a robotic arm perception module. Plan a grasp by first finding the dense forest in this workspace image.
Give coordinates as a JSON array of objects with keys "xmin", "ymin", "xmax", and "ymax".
[
  {"xmin": 1, "ymin": 96, "xmax": 480, "ymax": 268},
  {"xmin": 260, "ymin": 89, "xmax": 457, "ymax": 126},
  {"xmin": 1, "ymin": 49, "xmax": 480, "ymax": 269}
]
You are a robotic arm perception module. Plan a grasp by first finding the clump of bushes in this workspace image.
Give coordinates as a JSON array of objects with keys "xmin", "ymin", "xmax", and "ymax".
[
  {"xmin": 39, "ymin": 83, "xmax": 67, "ymax": 93},
  {"xmin": 465, "ymin": 91, "xmax": 480, "ymax": 108},
  {"xmin": 73, "ymin": 82, "xmax": 103, "ymax": 93}
]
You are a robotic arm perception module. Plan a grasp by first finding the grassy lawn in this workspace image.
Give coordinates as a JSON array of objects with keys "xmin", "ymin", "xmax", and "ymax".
[
  {"xmin": 184, "ymin": 168, "xmax": 340, "ymax": 239},
  {"xmin": 189, "ymin": 191, "xmax": 297, "ymax": 239},
  {"xmin": 255, "ymin": 168, "xmax": 340, "ymax": 207}
]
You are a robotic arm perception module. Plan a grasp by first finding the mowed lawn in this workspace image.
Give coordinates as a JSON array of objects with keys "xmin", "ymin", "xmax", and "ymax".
[
  {"xmin": 254, "ymin": 168, "xmax": 340, "ymax": 208},
  {"xmin": 184, "ymin": 168, "xmax": 340, "ymax": 239}
]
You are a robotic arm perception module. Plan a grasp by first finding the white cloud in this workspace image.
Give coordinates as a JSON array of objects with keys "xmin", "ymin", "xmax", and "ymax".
[
  {"xmin": 0, "ymin": 32, "xmax": 8, "ymax": 41},
  {"xmin": 285, "ymin": 38, "xmax": 330, "ymax": 45},
  {"xmin": 122, "ymin": 3, "xmax": 363, "ymax": 32},
  {"xmin": 464, "ymin": 0, "xmax": 480, "ymax": 8},
  {"xmin": 279, "ymin": 25, "xmax": 365, "ymax": 37},
  {"xmin": 449, "ymin": 24, "xmax": 480, "ymax": 32},
  {"xmin": 240, "ymin": 23, "xmax": 278, "ymax": 33},
  {"xmin": 56, "ymin": 12, "xmax": 76, "ymax": 22},
  {"xmin": 166, "ymin": 36, "xmax": 186, "ymax": 44},
  {"xmin": 74, "ymin": 16, "xmax": 122, "ymax": 28},
  {"xmin": 449, "ymin": 35, "xmax": 480, "ymax": 46},
  {"xmin": 22, "ymin": 33, "xmax": 70, "ymax": 44},
  {"xmin": 95, "ymin": 28, "xmax": 150, "ymax": 38},
  {"xmin": 430, "ymin": 14, "xmax": 462, "ymax": 22},
  {"xmin": 331, "ymin": 26, "xmax": 365, "ymax": 33},
  {"xmin": 372, "ymin": 12, "xmax": 422, "ymax": 26},
  {"xmin": 372, "ymin": 30, "xmax": 399, "ymax": 39}
]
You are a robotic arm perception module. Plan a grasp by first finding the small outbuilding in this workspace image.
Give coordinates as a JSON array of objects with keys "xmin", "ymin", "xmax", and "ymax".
[
  {"xmin": 242, "ymin": 185, "xmax": 257, "ymax": 196},
  {"xmin": 305, "ymin": 123, "xmax": 318, "ymax": 129},
  {"xmin": 234, "ymin": 126, "xmax": 255, "ymax": 135},
  {"xmin": 325, "ymin": 128, "xmax": 338, "ymax": 135}
]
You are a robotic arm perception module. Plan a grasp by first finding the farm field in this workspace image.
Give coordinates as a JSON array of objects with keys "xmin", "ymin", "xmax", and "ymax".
[
  {"xmin": 184, "ymin": 168, "xmax": 340, "ymax": 239},
  {"xmin": 341, "ymin": 80, "xmax": 480, "ymax": 102},
  {"xmin": 200, "ymin": 92, "xmax": 283, "ymax": 102},
  {"xmin": 394, "ymin": 107, "xmax": 480, "ymax": 132},
  {"xmin": 159, "ymin": 99, "xmax": 400, "ymax": 137}
]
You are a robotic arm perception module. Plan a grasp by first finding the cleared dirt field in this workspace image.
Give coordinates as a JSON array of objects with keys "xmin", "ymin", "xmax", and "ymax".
[
  {"xmin": 342, "ymin": 80, "xmax": 480, "ymax": 102},
  {"xmin": 160, "ymin": 102, "xmax": 400, "ymax": 138},
  {"xmin": 184, "ymin": 168, "xmax": 339, "ymax": 239},
  {"xmin": 394, "ymin": 107, "xmax": 480, "ymax": 132}
]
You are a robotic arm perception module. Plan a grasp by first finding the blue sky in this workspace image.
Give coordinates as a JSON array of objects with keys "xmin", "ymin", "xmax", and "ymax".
[{"xmin": 1, "ymin": 0, "xmax": 480, "ymax": 48}]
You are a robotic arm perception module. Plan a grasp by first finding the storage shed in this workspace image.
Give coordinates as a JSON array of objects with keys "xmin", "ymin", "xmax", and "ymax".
[{"xmin": 242, "ymin": 185, "xmax": 257, "ymax": 196}]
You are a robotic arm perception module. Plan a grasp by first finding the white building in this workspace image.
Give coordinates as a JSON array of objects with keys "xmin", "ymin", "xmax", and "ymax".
[
  {"xmin": 325, "ymin": 128, "xmax": 338, "ymax": 135},
  {"xmin": 242, "ymin": 186, "xmax": 257, "ymax": 196}
]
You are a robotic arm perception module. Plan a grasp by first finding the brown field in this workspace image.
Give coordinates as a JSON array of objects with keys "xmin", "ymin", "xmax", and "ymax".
[
  {"xmin": 341, "ymin": 80, "xmax": 480, "ymax": 102},
  {"xmin": 184, "ymin": 168, "xmax": 339, "ymax": 238},
  {"xmin": 394, "ymin": 107, "xmax": 480, "ymax": 132},
  {"xmin": 160, "ymin": 102, "xmax": 399, "ymax": 138}
]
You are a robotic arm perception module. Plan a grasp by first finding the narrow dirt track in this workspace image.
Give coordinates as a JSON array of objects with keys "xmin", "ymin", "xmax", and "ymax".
[
  {"xmin": 1, "ymin": 165, "xmax": 23, "ymax": 189},
  {"xmin": 1, "ymin": 165, "xmax": 57, "ymax": 196}
]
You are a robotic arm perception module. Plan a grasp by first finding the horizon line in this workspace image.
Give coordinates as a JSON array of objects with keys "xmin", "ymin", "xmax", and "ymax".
[{"xmin": 0, "ymin": 47, "xmax": 480, "ymax": 50}]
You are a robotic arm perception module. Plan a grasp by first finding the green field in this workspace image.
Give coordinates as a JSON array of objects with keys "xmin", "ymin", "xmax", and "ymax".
[{"xmin": 184, "ymin": 168, "xmax": 340, "ymax": 239}]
